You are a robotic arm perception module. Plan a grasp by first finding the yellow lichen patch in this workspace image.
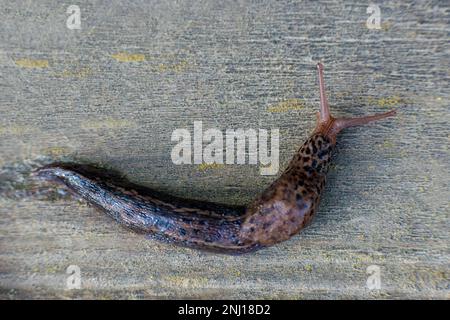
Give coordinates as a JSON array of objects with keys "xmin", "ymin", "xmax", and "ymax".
[
  {"xmin": 381, "ymin": 21, "xmax": 392, "ymax": 31},
  {"xmin": 55, "ymin": 67, "xmax": 92, "ymax": 78},
  {"xmin": 45, "ymin": 265, "xmax": 60, "ymax": 274},
  {"xmin": 367, "ymin": 96, "xmax": 405, "ymax": 108},
  {"xmin": 163, "ymin": 275, "xmax": 209, "ymax": 288},
  {"xmin": 81, "ymin": 118, "xmax": 135, "ymax": 130},
  {"xmin": 225, "ymin": 268, "xmax": 242, "ymax": 277},
  {"xmin": 232, "ymin": 270, "xmax": 241, "ymax": 277},
  {"xmin": 267, "ymin": 99, "xmax": 305, "ymax": 113},
  {"xmin": 378, "ymin": 140, "xmax": 395, "ymax": 149},
  {"xmin": 304, "ymin": 264, "xmax": 313, "ymax": 272},
  {"xmin": 155, "ymin": 60, "xmax": 190, "ymax": 73},
  {"xmin": 15, "ymin": 58, "xmax": 49, "ymax": 68},
  {"xmin": 0, "ymin": 125, "xmax": 34, "ymax": 135},
  {"xmin": 197, "ymin": 163, "xmax": 225, "ymax": 171},
  {"xmin": 111, "ymin": 52, "xmax": 146, "ymax": 62}
]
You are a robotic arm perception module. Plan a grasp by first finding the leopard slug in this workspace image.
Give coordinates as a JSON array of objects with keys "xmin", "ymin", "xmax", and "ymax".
[{"xmin": 34, "ymin": 63, "xmax": 396, "ymax": 254}]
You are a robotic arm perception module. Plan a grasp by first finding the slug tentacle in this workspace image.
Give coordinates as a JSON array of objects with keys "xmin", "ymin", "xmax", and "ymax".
[
  {"xmin": 34, "ymin": 63, "xmax": 396, "ymax": 254},
  {"xmin": 314, "ymin": 62, "xmax": 396, "ymax": 144}
]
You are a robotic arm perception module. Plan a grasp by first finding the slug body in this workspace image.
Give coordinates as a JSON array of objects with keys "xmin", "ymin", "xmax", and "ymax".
[{"xmin": 35, "ymin": 63, "xmax": 396, "ymax": 254}]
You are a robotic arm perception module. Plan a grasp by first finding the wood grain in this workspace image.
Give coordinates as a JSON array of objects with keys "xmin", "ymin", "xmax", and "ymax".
[{"xmin": 0, "ymin": 0, "xmax": 448, "ymax": 299}]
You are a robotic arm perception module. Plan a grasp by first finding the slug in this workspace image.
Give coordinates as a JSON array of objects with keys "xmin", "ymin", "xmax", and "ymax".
[{"xmin": 34, "ymin": 63, "xmax": 396, "ymax": 254}]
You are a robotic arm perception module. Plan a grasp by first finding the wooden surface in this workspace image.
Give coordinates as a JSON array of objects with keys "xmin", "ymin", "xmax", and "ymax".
[{"xmin": 0, "ymin": 0, "xmax": 449, "ymax": 299}]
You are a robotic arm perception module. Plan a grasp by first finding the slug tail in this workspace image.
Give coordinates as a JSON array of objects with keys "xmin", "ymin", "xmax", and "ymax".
[
  {"xmin": 314, "ymin": 62, "xmax": 396, "ymax": 143},
  {"xmin": 32, "ymin": 164, "xmax": 261, "ymax": 254}
]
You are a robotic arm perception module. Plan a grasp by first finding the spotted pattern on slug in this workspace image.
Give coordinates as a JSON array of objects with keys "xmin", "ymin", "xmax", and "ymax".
[
  {"xmin": 239, "ymin": 134, "xmax": 334, "ymax": 246},
  {"xmin": 33, "ymin": 63, "xmax": 396, "ymax": 254},
  {"xmin": 34, "ymin": 134, "xmax": 334, "ymax": 253}
]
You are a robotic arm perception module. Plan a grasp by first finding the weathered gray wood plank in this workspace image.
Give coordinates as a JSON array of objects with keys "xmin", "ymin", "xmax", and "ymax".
[{"xmin": 0, "ymin": 0, "xmax": 449, "ymax": 299}]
